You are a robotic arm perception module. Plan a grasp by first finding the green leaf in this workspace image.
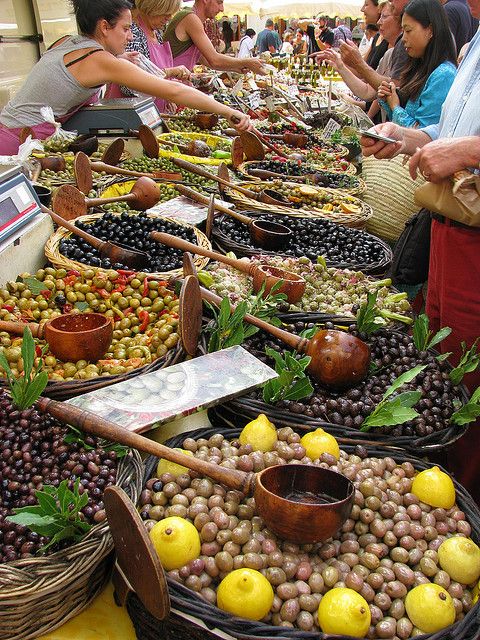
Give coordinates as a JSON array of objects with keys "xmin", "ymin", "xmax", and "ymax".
[
  {"xmin": 282, "ymin": 376, "xmax": 314, "ymax": 401},
  {"xmin": 383, "ymin": 365, "xmax": 427, "ymax": 399},
  {"xmin": 361, "ymin": 403, "xmax": 419, "ymax": 430},
  {"xmin": 428, "ymin": 327, "xmax": 452, "ymax": 350},
  {"xmin": 0, "ymin": 351, "xmax": 13, "ymax": 378},
  {"xmin": 7, "ymin": 512, "xmax": 58, "ymax": 529},
  {"xmin": 218, "ymin": 296, "xmax": 231, "ymax": 328},
  {"xmin": 74, "ymin": 301, "xmax": 89, "ymax": 312},
  {"xmin": 436, "ymin": 352, "xmax": 452, "ymax": 362},
  {"xmin": 412, "ymin": 314, "xmax": 429, "ymax": 351},
  {"xmin": 21, "ymin": 276, "xmax": 47, "ymax": 296},
  {"xmin": 36, "ymin": 490, "xmax": 59, "ymax": 515},
  {"xmin": 390, "ymin": 390, "xmax": 422, "ymax": 408},
  {"xmin": 356, "ymin": 291, "xmax": 384, "ymax": 336},
  {"xmin": 471, "ymin": 386, "xmax": 480, "ymax": 404},
  {"xmin": 450, "ymin": 339, "xmax": 480, "ymax": 385},
  {"xmin": 450, "ymin": 403, "xmax": 480, "ymax": 426},
  {"xmin": 21, "ymin": 327, "xmax": 35, "ymax": 380},
  {"xmin": 20, "ymin": 371, "xmax": 48, "ymax": 409}
]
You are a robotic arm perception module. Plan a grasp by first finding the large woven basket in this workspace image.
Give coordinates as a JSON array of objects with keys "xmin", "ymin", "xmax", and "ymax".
[
  {"xmin": 212, "ymin": 212, "xmax": 393, "ymax": 275},
  {"xmin": 0, "ymin": 450, "xmax": 143, "ymax": 640},
  {"xmin": 122, "ymin": 426, "xmax": 480, "ymax": 640},
  {"xmin": 362, "ymin": 155, "xmax": 426, "ymax": 243},
  {"xmin": 44, "ymin": 211, "xmax": 211, "ymax": 278},
  {"xmin": 156, "ymin": 132, "xmax": 232, "ymax": 166},
  {"xmin": 223, "ymin": 181, "xmax": 372, "ymax": 229}
]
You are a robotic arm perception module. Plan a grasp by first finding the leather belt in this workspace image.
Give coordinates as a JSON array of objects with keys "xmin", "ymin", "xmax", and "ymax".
[{"xmin": 431, "ymin": 213, "xmax": 480, "ymax": 231}]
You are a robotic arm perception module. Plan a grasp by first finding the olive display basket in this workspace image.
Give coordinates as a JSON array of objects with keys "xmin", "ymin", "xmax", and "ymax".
[
  {"xmin": 0, "ymin": 448, "xmax": 143, "ymax": 640},
  {"xmin": 118, "ymin": 426, "xmax": 480, "ymax": 640},
  {"xmin": 236, "ymin": 161, "xmax": 367, "ymax": 196},
  {"xmin": 44, "ymin": 211, "xmax": 212, "ymax": 278},
  {"xmin": 212, "ymin": 212, "xmax": 393, "ymax": 275},
  {"xmin": 156, "ymin": 132, "xmax": 232, "ymax": 166},
  {"xmin": 222, "ymin": 181, "xmax": 372, "ymax": 230}
]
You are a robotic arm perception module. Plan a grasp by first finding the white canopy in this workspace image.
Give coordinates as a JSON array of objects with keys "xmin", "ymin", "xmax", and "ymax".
[
  {"xmin": 258, "ymin": 0, "xmax": 363, "ymax": 19},
  {"xmin": 222, "ymin": 0, "xmax": 260, "ymax": 15}
]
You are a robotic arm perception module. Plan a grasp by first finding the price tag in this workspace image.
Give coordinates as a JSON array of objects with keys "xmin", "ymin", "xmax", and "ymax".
[
  {"xmin": 249, "ymin": 91, "xmax": 261, "ymax": 110},
  {"xmin": 247, "ymin": 77, "xmax": 259, "ymax": 91},
  {"xmin": 232, "ymin": 77, "xmax": 244, "ymax": 96},
  {"xmin": 265, "ymin": 96, "xmax": 276, "ymax": 112},
  {"xmin": 321, "ymin": 118, "xmax": 342, "ymax": 140},
  {"xmin": 288, "ymin": 84, "xmax": 299, "ymax": 97}
]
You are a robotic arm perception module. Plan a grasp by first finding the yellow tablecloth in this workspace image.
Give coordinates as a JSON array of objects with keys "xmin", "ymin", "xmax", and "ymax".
[{"xmin": 38, "ymin": 583, "xmax": 136, "ymax": 640}]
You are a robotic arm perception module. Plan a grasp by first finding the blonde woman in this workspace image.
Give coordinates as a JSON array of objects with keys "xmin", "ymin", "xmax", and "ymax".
[{"xmin": 107, "ymin": 0, "xmax": 191, "ymax": 111}]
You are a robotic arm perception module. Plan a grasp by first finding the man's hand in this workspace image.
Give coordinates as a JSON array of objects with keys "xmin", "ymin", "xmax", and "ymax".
[
  {"xmin": 409, "ymin": 137, "xmax": 480, "ymax": 182},
  {"xmin": 226, "ymin": 109, "xmax": 251, "ymax": 131},
  {"xmin": 339, "ymin": 40, "xmax": 364, "ymax": 71},
  {"xmin": 241, "ymin": 58, "xmax": 267, "ymax": 75},
  {"xmin": 361, "ymin": 123, "xmax": 405, "ymax": 159}
]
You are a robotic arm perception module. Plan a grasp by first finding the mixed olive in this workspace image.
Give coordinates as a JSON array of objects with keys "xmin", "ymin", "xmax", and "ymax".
[{"xmin": 241, "ymin": 160, "xmax": 362, "ymax": 191}]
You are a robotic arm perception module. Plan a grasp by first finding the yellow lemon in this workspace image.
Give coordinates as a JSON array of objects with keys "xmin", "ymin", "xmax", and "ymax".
[
  {"xmin": 156, "ymin": 449, "xmax": 193, "ymax": 477},
  {"xmin": 405, "ymin": 584, "xmax": 455, "ymax": 633},
  {"xmin": 411, "ymin": 466, "xmax": 455, "ymax": 509},
  {"xmin": 217, "ymin": 568, "xmax": 274, "ymax": 621},
  {"xmin": 300, "ymin": 428, "xmax": 340, "ymax": 461},
  {"xmin": 318, "ymin": 588, "xmax": 370, "ymax": 637},
  {"xmin": 239, "ymin": 414, "xmax": 277, "ymax": 452},
  {"xmin": 438, "ymin": 536, "xmax": 480, "ymax": 584},
  {"xmin": 149, "ymin": 516, "xmax": 200, "ymax": 570}
]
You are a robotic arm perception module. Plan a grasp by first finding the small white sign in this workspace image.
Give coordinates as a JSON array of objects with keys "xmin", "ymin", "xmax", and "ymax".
[
  {"xmin": 288, "ymin": 84, "xmax": 299, "ymax": 97},
  {"xmin": 321, "ymin": 118, "xmax": 342, "ymax": 140},
  {"xmin": 232, "ymin": 77, "xmax": 244, "ymax": 96},
  {"xmin": 249, "ymin": 91, "xmax": 261, "ymax": 110},
  {"xmin": 265, "ymin": 96, "xmax": 276, "ymax": 112}
]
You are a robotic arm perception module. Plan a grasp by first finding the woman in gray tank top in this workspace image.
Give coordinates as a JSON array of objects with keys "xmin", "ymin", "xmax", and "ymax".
[{"xmin": 0, "ymin": 0, "xmax": 251, "ymax": 154}]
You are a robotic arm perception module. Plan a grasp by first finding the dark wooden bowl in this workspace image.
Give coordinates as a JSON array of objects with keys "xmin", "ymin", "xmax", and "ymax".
[
  {"xmin": 195, "ymin": 113, "xmax": 219, "ymax": 130},
  {"xmin": 252, "ymin": 264, "xmax": 305, "ymax": 304},
  {"xmin": 33, "ymin": 184, "xmax": 52, "ymax": 207},
  {"xmin": 69, "ymin": 135, "xmax": 99, "ymax": 156},
  {"xmin": 44, "ymin": 313, "xmax": 113, "ymax": 363},
  {"xmin": 254, "ymin": 464, "xmax": 355, "ymax": 543}
]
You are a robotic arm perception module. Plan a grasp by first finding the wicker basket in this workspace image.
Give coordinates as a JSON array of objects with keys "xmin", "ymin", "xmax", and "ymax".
[
  {"xmin": 212, "ymin": 212, "xmax": 393, "ymax": 275},
  {"xmin": 0, "ymin": 450, "xmax": 143, "ymax": 640},
  {"xmin": 362, "ymin": 155, "xmax": 426, "ymax": 243},
  {"xmin": 44, "ymin": 211, "xmax": 211, "ymax": 278},
  {"xmin": 237, "ymin": 162, "xmax": 367, "ymax": 196},
  {"xmin": 222, "ymin": 181, "xmax": 372, "ymax": 229},
  {"xmin": 156, "ymin": 132, "xmax": 232, "ymax": 166},
  {"xmin": 121, "ymin": 427, "xmax": 480, "ymax": 640}
]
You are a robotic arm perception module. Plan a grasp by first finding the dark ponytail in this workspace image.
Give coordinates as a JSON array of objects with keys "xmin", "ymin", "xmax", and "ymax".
[{"xmin": 70, "ymin": 0, "xmax": 132, "ymax": 36}]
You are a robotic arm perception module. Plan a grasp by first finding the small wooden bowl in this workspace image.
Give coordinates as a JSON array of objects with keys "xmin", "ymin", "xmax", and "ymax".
[
  {"xmin": 69, "ymin": 134, "xmax": 99, "ymax": 156},
  {"xmin": 33, "ymin": 184, "xmax": 52, "ymax": 207},
  {"xmin": 252, "ymin": 264, "xmax": 305, "ymax": 304},
  {"xmin": 254, "ymin": 464, "xmax": 355, "ymax": 543},
  {"xmin": 195, "ymin": 113, "xmax": 219, "ymax": 130},
  {"xmin": 45, "ymin": 313, "xmax": 113, "ymax": 363}
]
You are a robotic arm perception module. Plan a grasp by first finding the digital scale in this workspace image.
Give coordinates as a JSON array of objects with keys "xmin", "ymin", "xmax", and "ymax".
[
  {"xmin": 62, "ymin": 97, "xmax": 164, "ymax": 136},
  {"xmin": 0, "ymin": 167, "xmax": 42, "ymax": 243}
]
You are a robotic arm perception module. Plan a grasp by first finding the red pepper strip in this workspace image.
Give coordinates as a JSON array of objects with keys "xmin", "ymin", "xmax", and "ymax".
[
  {"xmin": 40, "ymin": 289, "xmax": 52, "ymax": 299},
  {"xmin": 138, "ymin": 310, "xmax": 150, "ymax": 332},
  {"xmin": 117, "ymin": 270, "xmax": 135, "ymax": 276},
  {"xmin": 113, "ymin": 283, "xmax": 127, "ymax": 293},
  {"xmin": 63, "ymin": 275, "xmax": 77, "ymax": 286},
  {"xmin": 35, "ymin": 346, "xmax": 42, "ymax": 357},
  {"xmin": 2, "ymin": 305, "xmax": 14, "ymax": 313},
  {"xmin": 63, "ymin": 303, "xmax": 73, "ymax": 313},
  {"xmin": 67, "ymin": 270, "xmax": 81, "ymax": 277},
  {"xmin": 97, "ymin": 288, "xmax": 110, "ymax": 299},
  {"xmin": 123, "ymin": 307, "xmax": 133, "ymax": 316}
]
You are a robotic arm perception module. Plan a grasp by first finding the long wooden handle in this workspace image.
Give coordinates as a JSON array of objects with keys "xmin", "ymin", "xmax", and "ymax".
[
  {"xmin": 85, "ymin": 193, "xmax": 133, "ymax": 207},
  {"xmin": 150, "ymin": 231, "xmax": 252, "ymax": 276},
  {"xmin": 0, "ymin": 320, "xmax": 42, "ymax": 338},
  {"xmin": 41, "ymin": 204, "xmax": 105, "ymax": 250},
  {"xmin": 171, "ymin": 158, "xmax": 255, "ymax": 198},
  {"xmin": 35, "ymin": 397, "xmax": 253, "ymax": 494},
  {"xmin": 175, "ymin": 185, "xmax": 253, "ymax": 225},
  {"xmin": 199, "ymin": 286, "xmax": 302, "ymax": 351},
  {"xmin": 90, "ymin": 161, "xmax": 153, "ymax": 179},
  {"xmin": 251, "ymin": 130, "xmax": 288, "ymax": 158}
]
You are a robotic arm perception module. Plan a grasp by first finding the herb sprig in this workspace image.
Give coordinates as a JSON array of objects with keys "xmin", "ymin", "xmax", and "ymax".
[
  {"xmin": 450, "ymin": 339, "xmax": 480, "ymax": 385},
  {"xmin": 64, "ymin": 425, "xmax": 129, "ymax": 458},
  {"xmin": 412, "ymin": 314, "xmax": 452, "ymax": 352},
  {"xmin": 450, "ymin": 386, "xmax": 480, "ymax": 425},
  {"xmin": 0, "ymin": 327, "xmax": 48, "ymax": 409},
  {"xmin": 262, "ymin": 348, "xmax": 313, "ymax": 403}
]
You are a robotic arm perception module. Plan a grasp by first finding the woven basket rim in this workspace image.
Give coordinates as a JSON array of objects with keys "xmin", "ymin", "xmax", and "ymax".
[{"xmin": 44, "ymin": 211, "xmax": 211, "ymax": 278}]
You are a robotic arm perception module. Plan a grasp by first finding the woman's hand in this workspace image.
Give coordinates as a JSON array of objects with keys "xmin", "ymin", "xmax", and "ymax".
[
  {"xmin": 226, "ymin": 109, "xmax": 251, "ymax": 131},
  {"xmin": 320, "ymin": 49, "xmax": 345, "ymax": 72},
  {"xmin": 377, "ymin": 79, "xmax": 393, "ymax": 100},
  {"xmin": 241, "ymin": 58, "xmax": 267, "ymax": 75},
  {"xmin": 165, "ymin": 65, "xmax": 192, "ymax": 81},
  {"xmin": 118, "ymin": 51, "xmax": 140, "ymax": 65},
  {"xmin": 385, "ymin": 83, "xmax": 399, "ymax": 109}
]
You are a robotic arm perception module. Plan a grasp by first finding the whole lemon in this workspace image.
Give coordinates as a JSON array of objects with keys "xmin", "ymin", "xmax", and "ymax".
[
  {"xmin": 438, "ymin": 536, "xmax": 480, "ymax": 584},
  {"xmin": 156, "ymin": 449, "xmax": 193, "ymax": 477},
  {"xmin": 300, "ymin": 428, "xmax": 340, "ymax": 461},
  {"xmin": 217, "ymin": 568, "xmax": 274, "ymax": 621},
  {"xmin": 318, "ymin": 587, "xmax": 370, "ymax": 637},
  {"xmin": 405, "ymin": 584, "xmax": 455, "ymax": 633},
  {"xmin": 411, "ymin": 466, "xmax": 455, "ymax": 509},
  {"xmin": 239, "ymin": 414, "xmax": 277, "ymax": 452},
  {"xmin": 149, "ymin": 516, "xmax": 200, "ymax": 570}
]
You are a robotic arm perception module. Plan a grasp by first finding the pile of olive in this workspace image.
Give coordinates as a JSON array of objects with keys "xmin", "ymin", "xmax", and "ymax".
[
  {"xmin": 60, "ymin": 211, "xmax": 197, "ymax": 271},
  {"xmin": 140, "ymin": 427, "xmax": 476, "ymax": 637},
  {"xmin": 243, "ymin": 160, "xmax": 361, "ymax": 190},
  {"xmin": 165, "ymin": 109, "xmax": 230, "ymax": 134},
  {"xmin": 166, "ymin": 133, "xmax": 231, "ymax": 153},
  {"xmin": 266, "ymin": 152, "xmax": 352, "ymax": 173},
  {"xmin": 304, "ymin": 110, "xmax": 353, "ymax": 129},
  {"xmin": 119, "ymin": 157, "xmax": 217, "ymax": 192},
  {"xmin": 216, "ymin": 214, "xmax": 385, "ymax": 270},
  {"xmin": 0, "ymin": 389, "xmax": 119, "ymax": 560},
  {"xmin": 243, "ymin": 321, "xmax": 462, "ymax": 438},
  {"xmin": 0, "ymin": 267, "xmax": 180, "ymax": 379}
]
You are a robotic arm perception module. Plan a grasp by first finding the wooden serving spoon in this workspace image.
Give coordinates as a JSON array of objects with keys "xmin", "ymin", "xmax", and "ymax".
[
  {"xmin": 36, "ymin": 397, "xmax": 355, "ymax": 544},
  {"xmin": 262, "ymin": 132, "xmax": 309, "ymax": 148},
  {"xmin": 172, "ymin": 158, "xmax": 293, "ymax": 208},
  {"xmin": 157, "ymin": 138, "xmax": 212, "ymax": 158},
  {"xmin": 150, "ymin": 231, "xmax": 305, "ymax": 303},
  {"xmin": 176, "ymin": 185, "xmax": 291, "ymax": 250},
  {"xmin": 200, "ymin": 286, "xmax": 371, "ymax": 389},
  {"xmin": 240, "ymin": 130, "xmax": 289, "ymax": 160},
  {"xmin": 52, "ymin": 178, "xmax": 161, "ymax": 220},
  {"xmin": 41, "ymin": 203, "xmax": 149, "ymax": 270}
]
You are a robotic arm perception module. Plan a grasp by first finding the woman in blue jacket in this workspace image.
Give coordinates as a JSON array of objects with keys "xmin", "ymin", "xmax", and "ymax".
[{"xmin": 378, "ymin": 0, "xmax": 457, "ymax": 127}]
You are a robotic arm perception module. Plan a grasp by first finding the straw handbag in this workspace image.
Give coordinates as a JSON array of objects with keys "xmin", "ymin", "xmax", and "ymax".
[{"xmin": 362, "ymin": 154, "xmax": 426, "ymax": 242}]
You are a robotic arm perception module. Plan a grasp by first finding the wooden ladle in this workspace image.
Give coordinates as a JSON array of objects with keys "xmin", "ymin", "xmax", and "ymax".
[
  {"xmin": 41, "ymin": 203, "xmax": 149, "ymax": 270},
  {"xmin": 0, "ymin": 313, "xmax": 112, "ymax": 362},
  {"xmin": 172, "ymin": 158, "xmax": 293, "ymax": 208},
  {"xmin": 201, "ymin": 286, "xmax": 371, "ymax": 389},
  {"xmin": 52, "ymin": 178, "xmax": 161, "ymax": 220},
  {"xmin": 240, "ymin": 130, "xmax": 289, "ymax": 160},
  {"xmin": 263, "ymin": 132, "xmax": 309, "ymax": 148},
  {"xmin": 176, "ymin": 185, "xmax": 291, "ymax": 250},
  {"xmin": 36, "ymin": 396, "xmax": 355, "ymax": 544},
  {"xmin": 157, "ymin": 138, "xmax": 212, "ymax": 158},
  {"xmin": 150, "ymin": 231, "xmax": 305, "ymax": 304}
]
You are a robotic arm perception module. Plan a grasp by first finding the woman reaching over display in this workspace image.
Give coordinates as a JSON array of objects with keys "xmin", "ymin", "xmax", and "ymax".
[
  {"xmin": 0, "ymin": 0, "xmax": 250, "ymax": 154},
  {"xmin": 163, "ymin": 0, "xmax": 266, "ymax": 73},
  {"xmin": 106, "ymin": 0, "xmax": 192, "ymax": 113},
  {"xmin": 377, "ymin": 0, "xmax": 456, "ymax": 127}
]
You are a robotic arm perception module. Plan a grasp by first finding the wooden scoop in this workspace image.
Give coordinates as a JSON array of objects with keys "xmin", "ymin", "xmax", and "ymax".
[
  {"xmin": 201, "ymin": 286, "xmax": 371, "ymax": 389},
  {"xmin": 172, "ymin": 158, "xmax": 293, "ymax": 208},
  {"xmin": 263, "ymin": 132, "xmax": 309, "ymax": 148},
  {"xmin": 102, "ymin": 138, "xmax": 125, "ymax": 166},
  {"xmin": 240, "ymin": 130, "xmax": 289, "ymax": 160},
  {"xmin": 36, "ymin": 396, "xmax": 355, "ymax": 544},
  {"xmin": 176, "ymin": 185, "xmax": 292, "ymax": 250},
  {"xmin": 157, "ymin": 138, "xmax": 211, "ymax": 158},
  {"xmin": 41, "ymin": 203, "xmax": 149, "ymax": 270},
  {"xmin": 52, "ymin": 178, "xmax": 161, "ymax": 220},
  {"xmin": 39, "ymin": 156, "xmax": 66, "ymax": 172},
  {"xmin": 150, "ymin": 231, "xmax": 304, "ymax": 303},
  {"xmin": 0, "ymin": 313, "xmax": 112, "ymax": 362}
]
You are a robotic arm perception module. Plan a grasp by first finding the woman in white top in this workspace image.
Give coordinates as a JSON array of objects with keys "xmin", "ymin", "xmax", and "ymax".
[
  {"xmin": 237, "ymin": 29, "xmax": 256, "ymax": 58},
  {"xmin": 280, "ymin": 31, "xmax": 294, "ymax": 54}
]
